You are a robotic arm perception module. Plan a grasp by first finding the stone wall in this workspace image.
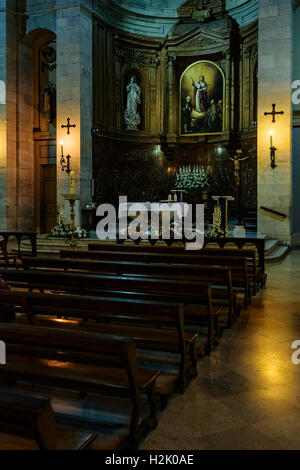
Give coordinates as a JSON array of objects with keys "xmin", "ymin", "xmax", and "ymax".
[
  {"xmin": 0, "ymin": 1, "xmax": 35, "ymax": 231},
  {"xmin": 0, "ymin": 0, "xmax": 93, "ymax": 232},
  {"xmin": 56, "ymin": 1, "xmax": 93, "ymax": 223},
  {"xmin": 257, "ymin": 0, "xmax": 292, "ymax": 242}
]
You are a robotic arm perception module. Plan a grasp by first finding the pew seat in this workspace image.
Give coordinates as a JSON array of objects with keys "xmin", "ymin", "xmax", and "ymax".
[
  {"xmin": 0, "ymin": 323, "xmax": 160, "ymax": 447},
  {"xmin": 0, "ymin": 387, "xmax": 97, "ymax": 450}
]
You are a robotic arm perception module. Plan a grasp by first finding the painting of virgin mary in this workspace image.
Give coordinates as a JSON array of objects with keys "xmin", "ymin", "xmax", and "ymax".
[{"xmin": 180, "ymin": 60, "xmax": 224, "ymax": 135}]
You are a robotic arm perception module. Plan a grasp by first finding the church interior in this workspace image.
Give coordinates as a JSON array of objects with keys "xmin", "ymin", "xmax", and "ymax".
[{"xmin": 0, "ymin": 0, "xmax": 300, "ymax": 452}]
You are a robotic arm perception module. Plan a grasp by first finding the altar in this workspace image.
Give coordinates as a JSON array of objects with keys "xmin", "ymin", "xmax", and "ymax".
[{"xmin": 118, "ymin": 201, "xmax": 190, "ymax": 238}]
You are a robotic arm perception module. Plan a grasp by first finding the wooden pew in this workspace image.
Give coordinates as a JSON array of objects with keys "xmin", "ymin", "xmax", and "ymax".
[
  {"xmin": 59, "ymin": 249, "xmax": 251, "ymax": 304},
  {"xmin": 0, "ymin": 322, "xmax": 160, "ymax": 447},
  {"xmin": 0, "ymin": 290, "xmax": 202, "ymax": 392},
  {"xmin": 1, "ymin": 265, "xmax": 234, "ymax": 326},
  {"xmin": 0, "ymin": 387, "xmax": 96, "ymax": 450},
  {"xmin": 22, "ymin": 254, "xmax": 248, "ymax": 310},
  {"xmin": 88, "ymin": 237, "xmax": 267, "ymax": 288},
  {"xmin": 87, "ymin": 242, "xmax": 262, "ymax": 292},
  {"xmin": 69, "ymin": 248, "xmax": 251, "ymax": 301},
  {"xmin": 0, "ymin": 239, "xmax": 16, "ymax": 269}
]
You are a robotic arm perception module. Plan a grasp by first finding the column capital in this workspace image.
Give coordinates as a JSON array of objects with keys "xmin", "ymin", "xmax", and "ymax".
[{"xmin": 167, "ymin": 54, "xmax": 176, "ymax": 66}]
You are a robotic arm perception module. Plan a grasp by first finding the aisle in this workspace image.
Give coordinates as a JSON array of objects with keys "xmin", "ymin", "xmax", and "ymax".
[{"xmin": 141, "ymin": 251, "xmax": 300, "ymax": 450}]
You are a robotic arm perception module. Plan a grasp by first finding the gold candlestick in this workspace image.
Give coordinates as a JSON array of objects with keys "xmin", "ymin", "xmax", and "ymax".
[{"xmin": 63, "ymin": 193, "xmax": 79, "ymax": 248}]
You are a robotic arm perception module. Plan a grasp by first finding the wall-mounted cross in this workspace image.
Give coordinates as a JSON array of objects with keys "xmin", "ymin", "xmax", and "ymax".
[
  {"xmin": 264, "ymin": 104, "xmax": 284, "ymax": 123},
  {"xmin": 61, "ymin": 117, "xmax": 76, "ymax": 135}
]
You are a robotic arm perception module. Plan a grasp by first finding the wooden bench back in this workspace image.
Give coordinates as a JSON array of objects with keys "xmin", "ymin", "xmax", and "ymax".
[
  {"xmin": 61, "ymin": 248, "xmax": 250, "ymax": 268},
  {"xmin": 1, "ymin": 268, "xmax": 213, "ymax": 299},
  {"xmin": 23, "ymin": 254, "xmax": 247, "ymax": 273},
  {"xmin": 0, "ymin": 322, "xmax": 135, "ymax": 364},
  {"xmin": 0, "ymin": 289, "xmax": 189, "ymax": 339},
  {"xmin": 87, "ymin": 243, "xmax": 257, "ymax": 262},
  {"xmin": 0, "ymin": 322, "xmax": 140, "ymax": 402}
]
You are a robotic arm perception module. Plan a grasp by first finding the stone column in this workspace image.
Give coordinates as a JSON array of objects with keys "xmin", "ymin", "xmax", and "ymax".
[
  {"xmin": 167, "ymin": 54, "xmax": 176, "ymax": 138},
  {"xmin": 0, "ymin": 1, "xmax": 18, "ymax": 230},
  {"xmin": 0, "ymin": 1, "xmax": 8, "ymax": 229},
  {"xmin": 257, "ymin": 0, "xmax": 292, "ymax": 242},
  {"xmin": 243, "ymin": 47, "xmax": 251, "ymax": 129},
  {"xmin": 225, "ymin": 51, "xmax": 231, "ymax": 131},
  {"xmin": 56, "ymin": 0, "xmax": 93, "ymax": 228},
  {"xmin": 0, "ymin": 1, "xmax": 35, "ymax": 231}
]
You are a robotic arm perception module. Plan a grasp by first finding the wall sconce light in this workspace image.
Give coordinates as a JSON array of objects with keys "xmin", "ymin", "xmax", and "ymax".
[
  {"xmin": 269, "ymin": 131, "xmax": 277, "ymax": 170},
  {"xmin": 59, "ymin": 140, "xmax": 72, "ymax": 174}
]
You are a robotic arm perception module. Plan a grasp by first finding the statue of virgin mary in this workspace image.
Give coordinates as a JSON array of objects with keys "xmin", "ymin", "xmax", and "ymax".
[{"xmin": 124, "ymin": 76, "xmax": 141, "ymax": 130}]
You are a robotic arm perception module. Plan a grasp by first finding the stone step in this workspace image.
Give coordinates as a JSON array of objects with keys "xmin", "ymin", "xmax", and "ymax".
[
  {"xmin": 265, "ymin": 244, "xmax": 290, "ymax": 263},
  {"xmin": 18, "ymin": 236, "xmax": 97, "ymax": 255},
  {"xmin": 264, "ymin": 239, "xmax": 279, "ymax": 256}
]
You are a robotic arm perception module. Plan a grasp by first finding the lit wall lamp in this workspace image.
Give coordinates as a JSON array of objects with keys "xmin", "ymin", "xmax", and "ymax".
[
  {"xmin": 269, "ymin": 131, "xmax": 277, "ymax": 170},
  {"xmin": 59, "ymin": 140, "xmax": 72, "ymax": 174}
]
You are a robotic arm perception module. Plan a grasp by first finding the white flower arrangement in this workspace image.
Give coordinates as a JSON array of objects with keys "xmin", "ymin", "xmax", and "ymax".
[
  {"xmin": 206, "ymin": 205, "xmax": 228, "ymax": 238},
  {"xmin": 174, "ymin": 165, "xmax": 209, "ymax": 195},
  {"xmin": 48, "ymin": 207, "xmax": 89, "ymax": 239}
]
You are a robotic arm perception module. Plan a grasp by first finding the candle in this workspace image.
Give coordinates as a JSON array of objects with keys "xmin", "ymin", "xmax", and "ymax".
[
  {"xmin": 60, "ymin": 140, "xmax": 64, "ymax": 156},
  {"xmin": 70, "ymin": 170, "xmax": 75, "ymax": 194},
  {"xmin": 269, "ymin": 131, "xmax": 273, "ymax": 148}
]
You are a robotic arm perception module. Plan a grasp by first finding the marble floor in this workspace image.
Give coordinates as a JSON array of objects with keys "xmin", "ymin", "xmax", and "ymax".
[{"xmin": 141, "ymin": 250, "xmax": 300, "ymax": 450}]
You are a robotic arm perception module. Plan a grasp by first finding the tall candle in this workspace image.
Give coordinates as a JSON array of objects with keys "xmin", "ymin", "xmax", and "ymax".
[
  {"xmin": 70, "ymin": 170, "xmax": 75, "ymax": 194},
  {"xmin": 269, "ymin": 131, "xmax": 273, "ymax": 148},
  {"xmin": 60, "ymin": 140, "xmax": 64, "ymax": 156}
]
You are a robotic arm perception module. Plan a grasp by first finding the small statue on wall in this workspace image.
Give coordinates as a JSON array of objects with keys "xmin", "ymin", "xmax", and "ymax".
[
  {"xmin": 41, "ymin": 81, "xmax": 56, "ymax": 124},
  {"xmin": 124, "ymin": 76, "xmax": 141, "ymax": 131},
  {"xmin": 229, "ymin": 150, "xmax": 249, "ymax": 186}
]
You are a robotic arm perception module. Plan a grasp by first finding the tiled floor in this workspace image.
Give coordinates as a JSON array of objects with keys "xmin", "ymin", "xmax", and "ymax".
[{"xmin": 141, "ymin": 250, "xmax": 300, "ymax": 450}]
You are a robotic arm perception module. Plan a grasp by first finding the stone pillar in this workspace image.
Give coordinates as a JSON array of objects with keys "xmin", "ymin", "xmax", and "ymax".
[
  {"xmin": 225, "ymin": 51, "xmax": 231, "ymax": 131},
  {"xmin": 0, "ymin": 1, "xmax": 35, "ymax": 231},
  {"xmin": 0, "ymin": 1, "xmax": 18, "ymax": 230},
  {"xmin": 257, "ymin": 0, "xmax": 292, "ymax": 242},
  {"xmin": 167, "ymin": 55, "xmax": 176, "ymax": 138},
  {"xmin": 243, "ymin": 47, "xmax": 251, "ymax": 129},
  {"xmin": 56, "ymin": 0, "xmax": 93, "ymax": 228},
  {"xmin": 0, "ymin": 2, "xmax": 8, "ymax": 229}
]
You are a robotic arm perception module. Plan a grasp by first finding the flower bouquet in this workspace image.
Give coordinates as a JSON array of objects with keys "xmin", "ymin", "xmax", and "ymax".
[{"xmin": 48, "ymin": 208, "xmax": 89, "ymax": 239}]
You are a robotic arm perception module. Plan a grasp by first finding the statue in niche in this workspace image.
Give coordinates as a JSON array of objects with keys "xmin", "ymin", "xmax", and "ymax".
[
  {"xmin": 124, "ymin": 76, "xmax": 141, "ymax": 131},
  {"xmin": 41, "ymin": 44, "xmax": 56, "ymax": 72},
  {"xmin": 41, "ymin": 81, "xmax": 56, "ymax": 124}
]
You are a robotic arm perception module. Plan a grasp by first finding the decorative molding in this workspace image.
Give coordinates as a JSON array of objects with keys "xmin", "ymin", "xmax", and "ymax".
[
  {"xmin": 167, "ymin": 54, "xmax": 177, "ymax": 65},
  {"xmin": 184, "ymin": 34, "xmax": 220, "ymax": 49},
  {"xmin": 115, "ymin": 47, "xmax": 160, "ymax": 69},
  {"xmin": 178, "ymin": 0, "xmax": 226, "ymax": 22}
]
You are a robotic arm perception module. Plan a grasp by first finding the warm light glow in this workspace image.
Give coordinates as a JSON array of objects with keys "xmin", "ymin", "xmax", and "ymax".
[
  {"xmin": 52, "ymin": 318, "xmax": 79, "ymax": 325},
  {"xmin": 60, "ymin": 140, "xmax": 64, "ymax": 146},
  {"xmin": 269, "ymin": 130, "xmax": 274, "ymax": 136}
]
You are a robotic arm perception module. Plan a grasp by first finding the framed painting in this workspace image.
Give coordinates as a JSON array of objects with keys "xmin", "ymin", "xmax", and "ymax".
[{"xmin": 180, "ymin": 60, "xmax": 225, "ymax": 136}]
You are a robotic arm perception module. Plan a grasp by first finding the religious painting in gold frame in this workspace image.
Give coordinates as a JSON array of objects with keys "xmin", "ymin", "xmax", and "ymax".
[{"xmin": 180, "ymin": 60, "xmax": 225, "ymax": 136}]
